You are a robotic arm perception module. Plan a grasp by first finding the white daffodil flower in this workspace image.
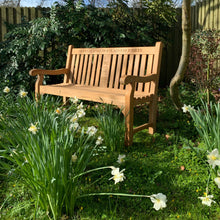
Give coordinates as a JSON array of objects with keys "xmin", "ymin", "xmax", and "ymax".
[
  {"xmin": 87, "ymin": 126, "xmax": 97, "ymax": 136},
  {"xmin": 77, "ymin": 102, "xmax": 84, "ymax": 110},
  {"xmin": 28, "ymin": 123, "xmax": 38, "ymax": 134},
  {"xmin": 214, "ymin": 176, "xmax": 220, "ymax": 188},
  {"xmin": 182, "ymin": 104, "xmax": 194, "ymax": 113},
  {"xmin": 3, "ymin": 86, "xmax": 10, "ymax": 93},
  {"xmin": 19, "ymin": 90, "xmax": 28, "ymax": 98},
  {"xmin": 207, "ymin": 149, "xmax": 220, "ymax": 169},
  {"xmin": 70, "ymin": 96, "xmax": 78, "ymax": 104},
  {"xmin": 96, "ymin": 136, "xmax": 103, "ymax": 145},
  {"xmin": 55, "ymin": 108, "xmax": 62, "ymax": 114},
  {"xmin": 117, "ymin": 154, "xmax": 126, "ymax": 164},
  {"xmin": 69, "ymin": 122, "xmax": 80, "ymax": 131},
  {"xmin": 109, "ymin": 167, "xmax": 126, "ymax": 184},
  {"xmin": 51, "ymin": 177, "xmax": 56, "ymax": 183},
  {"xmin": 76, "ymin": 109, "xmax": 86, "ymax": 118},
  {"xmin": 198, "ymin": 194, "xmax": 216, "ymax": 206},
  {"xmin": 150, "ymin": 193, "xmax": 167, "ymax": 211},
  {"xmin": 70, "ymin": 114, "xmax": 78, "ymax": 123}
]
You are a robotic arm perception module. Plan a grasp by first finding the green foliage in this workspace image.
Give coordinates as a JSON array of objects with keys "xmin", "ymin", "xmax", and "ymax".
[
  {"xmin": 1, "ymin": 84, "xmax": 220, "ymax": 219},
  {"xmin": 188, "ymin": 101, "xmax": 220, "ymax": 151},
  {"xmin": 0, "ymin": 93, "xmax": 103, "ymax": 219},
  {"xmin": 0, "ymin": 1, "xmax": 177, "ymax": 93},
  {"xmin": 186, "ymin": 29, "xmax": 220, "ymax": 103},
  {"xmin": 95, "ymin": 104, "xmax": 125, "ymax": 152}
]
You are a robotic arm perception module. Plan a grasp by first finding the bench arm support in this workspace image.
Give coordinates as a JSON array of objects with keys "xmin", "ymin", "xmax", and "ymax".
[
  {"xmin": 29, "ymin": 68, "xmax": 69, "ymax": 76},
  {"xmin": 120, "ymin": 74, "xmax": 157, "ymax": 85}
]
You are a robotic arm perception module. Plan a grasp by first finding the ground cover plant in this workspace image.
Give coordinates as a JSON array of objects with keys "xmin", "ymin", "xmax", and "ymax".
[{"xmin": 0, "ymin": 82, "xmax": 220, "ymax": 219}]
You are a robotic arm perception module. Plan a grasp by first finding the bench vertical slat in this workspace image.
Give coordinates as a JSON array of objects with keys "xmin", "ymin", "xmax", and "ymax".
[
  {"xmin": 70, "ymin": 54, "xmax": 76, "ymax": 84},
  {"xmin": 120, "ymin": 54, "xmax": 128, "ymax": 90},
  {"xmin": 114, "ymin": 54, "xmax": 122, "ymax": 89},
  {"xmin": 133, "ymin": 54, "xmax": 140, "ymax": 91},
  {"xmin": 100, "ymin": 54, "xmax": 111, "ymax": 88},
  {"xmin": 90, "ymin": 54, "xmax": 98, "ymax": 86},
  {"xmin": 85, "ymin": 54, "xmax": 93, "ymax": 85},
  {"xmin": 95, "ymin": 54, "xmax": 103, "ymax": 86},
  {"xmin": 127, "ymin": 54, "xmax": 134, "ymax": 77},
  {"xmin": 108, "ymin": 54, "xmax": 117, "ymax": 88},
  {"xmin": 74, "ymin": 54, "xmax": 80, "ymax": 84},
  {"xmin": 81, "ymin": 54, "xmax": 88, "ymax": 85},
  {"xmin": 137, "ymin": 54, "xmax": 147, "ymax": 92},
  {"xmin": 145, "ymin": 54, "xmax": 154, "ymax": 93},
  {"xmin": 77, "ymin": 54, "xmax": 84, "ymax": 84}
]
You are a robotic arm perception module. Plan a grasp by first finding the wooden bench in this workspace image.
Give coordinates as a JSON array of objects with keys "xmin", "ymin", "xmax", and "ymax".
[{"xmin": 29, "ymin": 42, "xmax": 163, "ymax": 146}]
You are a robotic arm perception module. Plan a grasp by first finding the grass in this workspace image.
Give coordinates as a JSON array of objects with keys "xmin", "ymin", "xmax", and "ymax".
[{"xmin": 0, "ymin": 83, "xmax": 220, "ymax": 219}]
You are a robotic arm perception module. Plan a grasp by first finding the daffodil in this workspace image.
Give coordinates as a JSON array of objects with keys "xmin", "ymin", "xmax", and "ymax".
[
  {"xmin": 117, "ymin": 154, "xmax": 126, "ymax": 164},
  {"xmin": 28, "ymin": 123, "xmax": 38, "ymax": 134},
  {"xmin": 198, "ymin": 194, "xmax": 215, "ymax": 206},
  {"xmin": 70, "ymin": 114, "xmax": 78, "ymax": 123},
  {"xmin": 87, "ymin": 126, "xmax": 97, "ymax": 136},
  {"xmin": 77, "ymin": 102, "xmax": 84, "ymax": 110},
  {"xmin": 182, "ymin": 104, "xmax": 194, "ymax": 113},
  {"xmin": 51, "ymin": 177, "xmax": 56, "ymax": 183},
  {"xmin": 109, "ymin": 167, "xmax": 126, "ymax": 184},
  {"xmin": 207, "ymin": 149, "xmax": 220, "ymax": 169},
  {"xmin": 19, "ymin": 90, "xmax": 28, "ymax": 98},
  {"xmin": 3, "ymin": 86, "xmax": 10, "ymax": 93},
  {"xmin": 55, "ymin": 108, "xmax": 62, "ymax": 114},
  {"xmin": 76, "ymin": 109, "xmax": 86, "ymax": 118},
  {"xmin": 69, "ymin": 122, "xmax": 80, "ymax": 131},
  {"xmin": 214, "ymin": 176, "xmax": 220, "ymax": 188},
  {"xmin": 96, "ymin": 136, "xmax": 103, "ymax": 145},
  {"xmin": 70, "ymin": 96, "xmax": 78, "ymax": 104},
  {"xmin": 150, "ymin": 193, "xmax": 167, "ymax": 211}
]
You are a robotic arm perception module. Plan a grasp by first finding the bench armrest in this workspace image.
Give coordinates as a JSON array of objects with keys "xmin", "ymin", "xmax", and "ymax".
[
  {"xmin": 120, "ymin": 74, "xmax": 157, "ymax": 85},
  {"xmin": 29, "ymin": 68, "xmax": 69, "ymax": 76}
]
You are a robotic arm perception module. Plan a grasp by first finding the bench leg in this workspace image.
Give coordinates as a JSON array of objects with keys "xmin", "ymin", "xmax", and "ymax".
[
  {"xmin": 35, "ymin": 75, "xmax": 44, "ymax": 102},
  {"xmin": 123, "ymin": 105, "xmax": 134, "ymax": 146},
  {"xmin": 148, "ymin": 99, "xmax": 157, "ymax": 134},
  {"xmin": 63, "ymin": 97, "xmax": 69, "ymax": 105}
]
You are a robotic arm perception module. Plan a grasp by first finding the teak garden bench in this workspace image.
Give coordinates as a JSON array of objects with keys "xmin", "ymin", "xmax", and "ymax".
[{"xmin": 29, "ymin": 42, "xmax": 163, "ymax": 146}]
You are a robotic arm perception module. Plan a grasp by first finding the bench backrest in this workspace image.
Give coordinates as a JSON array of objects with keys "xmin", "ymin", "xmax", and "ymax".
[{"xmin": 64, "ymin": 42, "xmax": 163, "ymax": 94}]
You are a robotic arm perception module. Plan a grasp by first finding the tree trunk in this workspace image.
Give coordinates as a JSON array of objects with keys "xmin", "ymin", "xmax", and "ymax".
[{"xmin": 169, "ymin": 0, "xmax": 191, "ymax": 110}]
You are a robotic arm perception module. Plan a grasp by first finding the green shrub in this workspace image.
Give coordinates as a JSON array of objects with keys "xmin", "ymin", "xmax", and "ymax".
[{"xmin": 186, "ymin": 29, "xmax": 220, "ymax": 104}]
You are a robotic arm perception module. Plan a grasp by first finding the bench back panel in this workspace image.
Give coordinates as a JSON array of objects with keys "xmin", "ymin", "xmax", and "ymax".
[{"xmin": 65, "ymin": 43, "xmax": 162, "ymax": 94}]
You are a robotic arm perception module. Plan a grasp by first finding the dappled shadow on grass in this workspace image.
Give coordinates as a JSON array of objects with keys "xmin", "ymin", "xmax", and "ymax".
[{"xmin": 77, "ymin": 130, "xmax": 218, "ymax": 219}]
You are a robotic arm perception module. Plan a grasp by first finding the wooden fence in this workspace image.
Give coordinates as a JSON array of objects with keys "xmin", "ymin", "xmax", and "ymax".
[
  {"xmin": 191, "ymin": 0, "xmax": 220, "ymax": 31},
  {"xmin": 0, "ymin": 7, "xmax": 49, "ymax": 41},
  {"xmin": 0, "ymin": 1, "xmax": 219, "ymax": 86}
]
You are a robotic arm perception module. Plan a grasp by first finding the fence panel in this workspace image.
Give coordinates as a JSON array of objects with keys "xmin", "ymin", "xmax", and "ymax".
[{"xmin": 0, "ymin": 7, "xmax": 48, "ymax": 41}]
